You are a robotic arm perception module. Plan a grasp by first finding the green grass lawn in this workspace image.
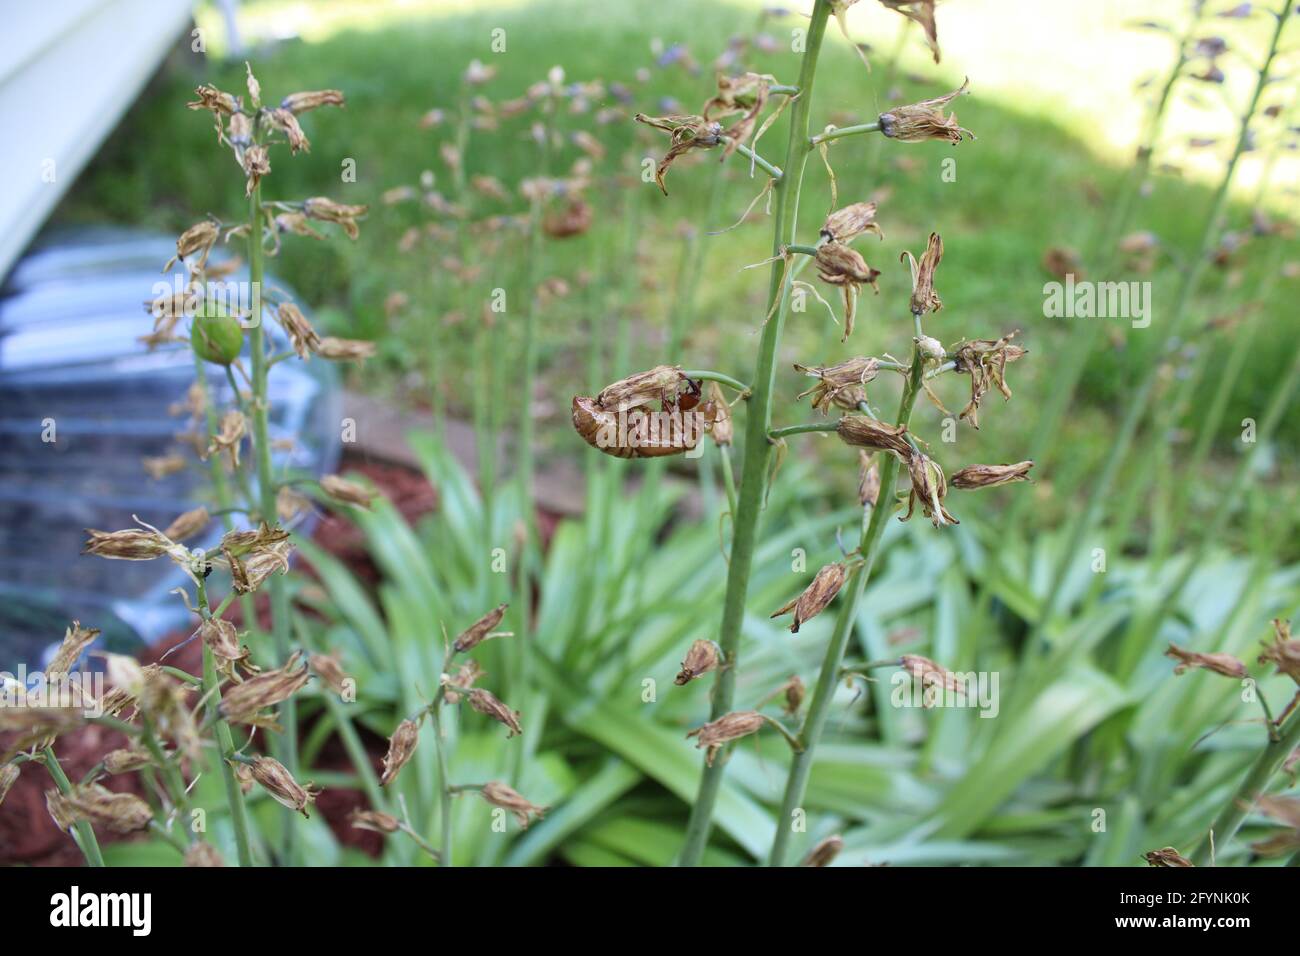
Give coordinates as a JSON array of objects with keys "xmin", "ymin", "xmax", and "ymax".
[{"xmin": 53, "ymin": 0, "xmax": 1299, "ymax": 539}]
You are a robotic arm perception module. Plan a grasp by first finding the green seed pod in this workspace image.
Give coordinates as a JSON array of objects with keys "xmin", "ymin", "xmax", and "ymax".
[{"xmin": 190, "ymin": 304, "xmax": 244, "ymax": 366}]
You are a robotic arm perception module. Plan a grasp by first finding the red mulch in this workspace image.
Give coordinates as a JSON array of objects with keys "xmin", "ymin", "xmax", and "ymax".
[{"xmin": 0, "ymin": 457, "xmax": 458, "ymax": 866}]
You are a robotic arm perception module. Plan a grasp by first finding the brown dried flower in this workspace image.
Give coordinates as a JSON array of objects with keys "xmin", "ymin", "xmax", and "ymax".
[
  {"xmin": 184, "ymin": 842, "xmax": 226, "ymax": 867},
  {"xmin": 634, "ymin": 113, "xmax": 725, "ymax": 194},
  {"xmin": 902, "ymin": 232, "xmax": 944, "ymax": 315},
  {"xmin": 795, "ymin": 357, "xmax": 881, "ymax": 414},
  {"xmin": 686, "ymin": 710, "xmax": 768, "ymax": 766},
  {"xmin": 82, "ymin": 527, "xmax": 177, "ymax": 561},
  {"xmin": 275, "ymin": 302, "xmax": 321, "ymax": 359},
  {"xmin": 858, "ymin": 451, "xmax": 881, "ymax": 507},
  {"xmin": 164, "ymin": 220, "xmax": 220, "ymax": 272},
  {"xmin": 302, "ymin": 197, "xmax": 369, "ymax": 240},
  {"xmin": 249, "ymin": 755, "xmax": 320, "ymax": 817},
  {"xmin": 320, "ymin": 474, "xmax": 374, "ymax": 508},
  {"xmin": 265, "ymin": 108, "xmax": 310, "ymax": 153},
  {"xmin": 801, "ymin": 834, "xmax": 845, "ymax": 867},
  {"xmin": 771, "ymin": 562, "xmax": 848, "ymax": 634},
  {"xmin": 467, "ymin": 688, "xmax": 523, "ymax": 738},
  {"xmin": 444, "ymin": 660, "xmax": 485, "ymax": 705},
  {"xmin": 219, "ymin": 651, "xmax": 309, "ymax": 723},
  {"xmin": 900, "ymin": 654, "xmax": 965, "ymax": 695},
  {"xmin": 596, "ymin": 365, "xmax": 691, "ymax": 412},
  {"xmin": 281, "ymin": 90, "xmax": 345, "ymax": 114},
  {"xmin": 1144, "ymin": 847, "xmax": 1193, "ymax": 867},
  {"xmin": 1165, "ymin": 643, "xmax": 1247, "ymax": 679},
  {"xmin": 901, "ymin": 452, "xmax": 958, "ymax": 527},
  {"xmin": 0, "ymin": 764, "xmax": 19, "ymax": 807},
  {"xmin": 675, "ymin": 639, "xmax": 721, "ymax": 685},
  {"xmin": 950, "ymin": 461, "xmax": 1034, "ymax": 489},
  {"xmin": 821, "ymin": 202, "xmax": 882, "ymax": 244},
  {"xmin": 204, "ymin": 409, "xmax": 246, "ymax": 469},
  {"xmin": 350, "ymin": 808, "xmax": 402, "ymax": 834},
  {"xmin": 781, "ymin": 674, "xmax": 806, "ymax": 715},
  {"xmin": 314, "ymin": 337, "xmax": 377, "ymax": 361},
  {"xmin": 162, "ymin": 506, "xmax": 210, "ymax": 542},
  {"xmin": 202, "ymin": 617, "xmax": 256, "ymax": 682},
  {"xmin": 1259, "ymin": 619, "xmax": 1300, "ymax": 684},
  {"xmin": 705, "ymin": 382, "xmax": 733, "ymax": 446},
  {"xmin": 46, "ymin": 783, "xmax": 152, "ymax": 834},
  {"xmin": 878, "ymin": 79, "xmax": 973, "ymax": 144},
  {"xmin": 310, "ymin": 653, "xmax": 350, "ymax": 697},
  {"xmin": 454, "ymin": 603, "xmax": 510, "ymax": 653},
  {"xmin": 836, "ymin": 415, "xmax": 912, "ymax": 458},
  {"xmin": 952, "ymin": 331, "xmax": 1027, "ymax": 429},
  {"xmin": 879, "ymin": 1, "xmax": 941, "ymax": 63},
  {"xmin": 480, "ymin": 781, "xmax": 548, "ymax": 829},
  {"xmin": 815, "ymin": 242, "xmax": 881, "ymax": 340},
  {"xmin": 48, "ymin": 621, "xmax": 101, "ymax": 676},
  {"xmin": 242, "ymin": 144, "xmax": 270, "ymax": 197},
  {"xmin": 381, "ymin": 718, "xmax": 421, "ymax": 787},
  {"xmin": 104, "ymin": 749, "xmax": 155, "ymax": 775},
  {"xmin": 543, "ymin": 198, "xmax": 593, "ymax": 238}
]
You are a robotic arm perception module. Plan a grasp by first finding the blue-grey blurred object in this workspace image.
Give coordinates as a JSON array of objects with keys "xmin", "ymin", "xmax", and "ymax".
[{"xmin": 0, "ymin": 227, "xmax": 340, "ymax": 671}]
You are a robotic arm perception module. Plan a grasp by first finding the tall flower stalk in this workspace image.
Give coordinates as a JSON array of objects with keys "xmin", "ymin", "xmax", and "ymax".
[{"xmin": 677, "ymin": 0, "xmax": 834, "ymax": 866}]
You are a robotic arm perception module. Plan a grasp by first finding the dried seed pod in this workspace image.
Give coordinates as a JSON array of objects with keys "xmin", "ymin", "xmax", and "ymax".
[
  {"xmin": 241, "ymin": 144, "xmax": 270, "ymax": 197},
  {"xmin": 675, "ymin": 639, "xmax": 721, "ymax": 685},
  {"xmin": 1165, "ymin": 643, "xmax": 1247, "ymax": 679},
  {"xmin": 879, "ymin": 1, "xmax": 941, "ymax": 62},
  {"xmin": 879, "ymin": 79, "xmax": 973, "ymax": 144},
  {"xmin": 204, "ymin": 409, "xmax": 246, "ymax": 468},
  {"xmin": 302, "ymin": 197, "xmax": 369, "ymax": 239},
  {"xmin": 634, "ymin": 113, "xmax": 725, "ymax": 193},
  {"xmin": 454, "ymin": 603, "xmax": 509, "ymax": 653},
  {"xmin": 219, "ymin": 651, "xmax": 309, "ymax": 723},
  {"xmin": 821, "ymin": 202, "xmax": 883, "ymax": 244},
  {"xmin": 320, "ymin": 474, "xmax": 374, "ymax": 508},
  {"xmin": 595, "ymin": 365, "xmax": 691, "ymax": 412},
  {"xmin": 184, "ymin": 842, "xmax": 226, "ymax": 867},
  {"xmin": 801, "ymin": 834, "xmax": 845, "ymax": 867},
  {"xmin": 280, "ymin": 89, "xmax": 345, "ymax": 114},
  {"xmin": 902, "ymin": 232, "xmax": 944, "ymax": 315},
  {"xmin": 1250, "ymin": 796, "xmax": 1300, "ymax": 856},
  {"xmin": 162, "ymin": 506, "xmax": 210, "ymax": 542},
  {"xmin": 275, "ymin": 302, "xmax": 321, "ymax": 359},
  {"xmin": 795, "ymin": 356, "xmax": 881, "ymax": 414},
  {"xmin": 782, "ymin": 674, "xmax": 806, "ymax": 715},
  {"xmin": 1143, "ymin": 847, "xmax": 1193, "ymax": 867},
  {"xmin": 705, "ymin": 382, "xmax": 733, "ymax": 446},
  {"xmin": 48, "ymin": 621, "xmax": 101, "ymax": 676},
  {"xmin": 350, "ymin": 808, "xmax": 402, "ymax": 834},
  {"xmin": 0, "ymin": 763, "xmax": 19, "ymax": 807},
  {"xmin": 770, "ymin": 563, "xmax": 848, "ymax": 634},
  {"xmin": 858, "ymin": 451, "xmax": 881, "ymax": 507},
  {"xmin": 250, "ymin": 755, "xmax": 320, "ymax": 817},
  {"xmin": 309, "ymin": 653, "xmax": 350, "ymax": 697},
  {"xmin": 164, "ymin": 220, "xmax": 221, "ymax": 273},
  {"xmin": 952, "ymin": 331, "xmax": 1027, "ymax": 428},
  {"xmin": 950, "ymin": 461, "xmax": 1034, "ymax": 489},
  {"xmin": 467, "ymin": 688, "xmax": 523, "ymax": 738},
  {"xmin": 901, "ymin": 453, "xmax": 958, "ymax": 527},
  {"xmin": 686, "ymin": 711, "xmax": 767, "ymax": 766},
  {"xmin": 815, "ymin": 242, "xmax": 881, "ymax": 340},
  {"xmin": 543, "ymin": 198, "xmax": 593, "ymax": 238},
  {"xmin": 900, "ymin": 654, "xmax": 964, "ymax": 695},
  {"xmin": 104, "ymin": 749, "xmax": 154, "ymax": 775},
  {"xmin": 440, "ymin": 661, "xmax": 483, "ymax": 707},
  {"xmin": 1258, "ymin": 619, "xmax": 1300, "ymax": 684},
  {"xmin": 480, "ymin": 781, "xmax": 548, "ymax": 828},
  {"xmin": 265, "ymin": 108, "xmax": 310, "ymax": 153},
  {"xmin": 46, "ymin": 783, "xmax": 153, "ymax": 834},
  {"xmin": 381, "ymin": 718, "xmax": 421, "ymax": 787},
  {"xmin": 314, "ymin": 337, "xmax": 377, "ymax": 360},
  {"xmin": 836, "ymin": 416, "xmax": 912, "ymax": 458}
]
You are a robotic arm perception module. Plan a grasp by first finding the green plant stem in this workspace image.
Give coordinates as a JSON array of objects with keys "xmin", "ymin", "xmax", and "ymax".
[
  {"xmin": 43, "ymin": 747, "xmax": 105, "ymax": 867},
  {"xmin": 677, "ymin": 0, "xmax": 832, "ymax": 868},
  {"xmin": 196, "ymin": 578, "xmax": 254, "ymax": 867},
  {"xmin": 768, "ymin": 421, "xmax": 839, "ymax": 440},
  {"xmin": 428, "ymin": 646, "xmax": 457, "ymax": 866},
  {"xmin": 246, "ymin": 178, "xmax": 298, "ymax": 864},
  {"xmin": 680, "ymin": 370, "xmax": 752, "ymax": 396},
  {"xmin": 768, "ymin": 346, "xmax": 924, "ymax": 866},
  {"xmin": 1190, "ymin": 709, "xmax": 1300, "ymax": 865},
  {"xmin": 1024, "ymin": 0, "xmax": 1291, "ymax": 653},
  {"xmin": 810, "ymin": 121, "xmax": 881, "ymax": 146}
]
